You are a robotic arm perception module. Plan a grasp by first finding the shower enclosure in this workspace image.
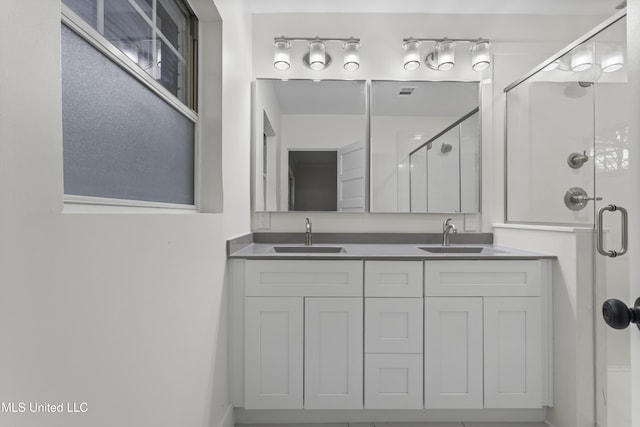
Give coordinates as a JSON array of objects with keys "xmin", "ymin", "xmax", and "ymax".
[
  {"xmin": 505, "ymin": 12, "xmax": 628, "ymax": 427},
  {"xmin": 408, "ymin": 108, "xmax": 479, "ymax": 212}
]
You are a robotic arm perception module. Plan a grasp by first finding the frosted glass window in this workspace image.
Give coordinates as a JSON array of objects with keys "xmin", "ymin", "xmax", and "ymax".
[{"xmin": 61, "ymin": 24, "xmax": 195, "ymax": 205}]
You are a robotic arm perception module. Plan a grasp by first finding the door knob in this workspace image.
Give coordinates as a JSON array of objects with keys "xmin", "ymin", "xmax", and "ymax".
[{"xmin": 602, "ymin": 298, "xmax": 640, "ymax": 330}]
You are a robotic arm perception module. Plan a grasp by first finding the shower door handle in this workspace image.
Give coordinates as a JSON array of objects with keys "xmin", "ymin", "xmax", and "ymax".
[{"xmin": 597, "ymin": 204, "xmax": 628, "ymax": 257}]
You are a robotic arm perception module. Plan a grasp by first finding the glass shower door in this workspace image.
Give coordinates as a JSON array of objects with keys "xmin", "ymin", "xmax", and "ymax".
[
  {"xmin": 593, "ymin": 16, "xmax": 630, "ymax": 427},
  {"xmin": 505, "ymin": 43, "xmax": 596, "ymax": 225}
]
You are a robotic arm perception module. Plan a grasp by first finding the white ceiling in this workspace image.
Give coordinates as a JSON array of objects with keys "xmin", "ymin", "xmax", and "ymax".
[{"xmin": 245, "ymin": 0, "xmax": 623, "ymax": 15}]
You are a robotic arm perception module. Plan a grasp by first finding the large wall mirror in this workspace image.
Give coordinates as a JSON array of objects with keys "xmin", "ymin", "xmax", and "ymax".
[
  {"xmin": 254, "ymin": 79, "xmax": 367, "ymax": 212},
  {"xmin": 370, "ymin": 81, "xmax": 481, "ymax": 213}
]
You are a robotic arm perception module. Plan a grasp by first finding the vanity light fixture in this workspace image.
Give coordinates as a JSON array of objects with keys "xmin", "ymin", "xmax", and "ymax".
[
  {"xmin": 273, "ymin": 36, "xmax": 361, "ymax": 71},
  {"xmin": 402, "ymin": 39, "xmax": 422, "ymax": 70},
  {"xmin": 403, "ymin": 37, "xmax": 491, "ymax": 71},
  {"xmin": 570, "ymin": 45, "xmax": 594, "ymax": 72},
  {"xmin": 273, "ymin": 38, "xmax": 291, "ymax": 70},
  {"xmin": 307, "ymin": 39, "xmax": 328, "ymax": 70},
  {"xmin": 343, "ymin": 39, "xmax": 361, "ymax": 71},
  {"xmin": 427, "ymin": 39, "xmax": 456, "ymax": 71},
  {"xmin": 470, "ymin": 39, "xmax": 491, "ymax": 71},
  {"xmin": 601, "ymin": 45, "xmax": 624, "ymax": 72}
]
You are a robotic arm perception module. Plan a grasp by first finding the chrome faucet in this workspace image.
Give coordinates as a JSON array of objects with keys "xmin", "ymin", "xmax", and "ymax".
[
  {"xmin": 305, "ymin": 217, "xmax": 312, "ymax": 246},
  {"xmin": 442, "ymin": 218, "xmax": 457, "ymax": 246}
]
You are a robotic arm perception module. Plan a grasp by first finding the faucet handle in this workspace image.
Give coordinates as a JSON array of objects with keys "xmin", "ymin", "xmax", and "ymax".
[{"xmin": 443, "ymin": 217, "xmax": 457, "ymax": 233}]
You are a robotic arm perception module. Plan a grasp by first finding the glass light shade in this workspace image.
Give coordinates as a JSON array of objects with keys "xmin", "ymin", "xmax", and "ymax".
[
  {"xmin": 601, "ymin": 46, "xmax": 624, "ymax": 73},
  {"xmin": 273, "ymin": 39, "xmax": 291, "ymax": 70},
  {"xmin": 343, "ymin": 40, "xmax": 360, "ymax": 71},
  {"xmin": 403, "ymin": 40, "xmax": 421, "ymax": 70},
  {"xmin": 436, "ymin": 40, "xmax": 456, "ymax": 71},
  {"xmin": 470, "ymin": 40, "xmax": 491, "ymax": 71},
  {"xmin": 308, "ymin": 40, "xmax": 327, "ymax": 71},
  {"xmin": 571, "ymin": 47, "xmax": 593, "ymax": 72}
]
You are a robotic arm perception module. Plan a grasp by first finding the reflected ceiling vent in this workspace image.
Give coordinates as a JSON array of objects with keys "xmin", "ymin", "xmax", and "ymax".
[{"xmin": 398, "ymin": 87, "xmax": 416, "ymax": 96}]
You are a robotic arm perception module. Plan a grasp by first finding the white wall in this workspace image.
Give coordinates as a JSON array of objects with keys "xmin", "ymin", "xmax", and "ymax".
[
  {"xmin": 251, "ymin": 12, "xmax": 607, "ymax": 232},
  {"xmin": 0, "ymin": 2, "xmax": 251, "ymax": 427},
  {"xmin": 254, "ymin": 80, "xmax": 283, "ymax": 211},
  {"xmin": 494, "ymin": 226, "xmax": 594, "ymax": 427},
  {"xmin": 371, "ymin": 115, "xmax": 457, "ymax": 212}
]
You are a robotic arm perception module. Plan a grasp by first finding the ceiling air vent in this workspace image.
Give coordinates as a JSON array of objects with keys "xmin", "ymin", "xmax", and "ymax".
[{"xmin": 398, "ymin": 87, "xmax": 415, "ymax": 96}]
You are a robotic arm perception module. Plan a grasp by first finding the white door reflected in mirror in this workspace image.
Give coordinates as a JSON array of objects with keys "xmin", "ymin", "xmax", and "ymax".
[{"xmin": 254, "ymin": 79, "xmax": 367, "ymax": 212}]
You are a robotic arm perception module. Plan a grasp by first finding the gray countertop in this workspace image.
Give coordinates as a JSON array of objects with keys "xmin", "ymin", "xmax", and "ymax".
[{"xmin": 228, "ymin": 234, "xmax": 554, "ymax": 260}]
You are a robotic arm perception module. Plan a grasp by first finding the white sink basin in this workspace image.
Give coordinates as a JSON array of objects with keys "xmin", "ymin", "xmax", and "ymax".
[
  {"xmin": 272, "ymin": 246, "xmax": 346, "ymax": 254},
  {"xmin": 419, "ymin": 246, "xmax": 486, "ymax": 254}
]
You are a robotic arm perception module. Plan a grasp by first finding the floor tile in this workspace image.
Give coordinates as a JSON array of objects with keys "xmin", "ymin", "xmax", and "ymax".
[
  {"xmin": 375, "ymin": 423, "xmax": 464, "ymax": 427},
  {"xmin": 239, "ymin": 424, "xmax": 349, "ymax": 427},
  {"xmin": 462, "ymin": 423, "xmax": 547, "ymax": 427}
]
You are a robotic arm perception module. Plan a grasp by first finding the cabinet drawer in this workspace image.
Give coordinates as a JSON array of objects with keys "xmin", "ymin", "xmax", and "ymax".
[
  {"xmin": 424, "ymin": 260, "xmax": 541, "ymax": 296},
  {"xmin": 365, "ymin": 298, "xmax": 423, "ymax": 354},
  {"xmin": 365, "ymin": 261, "xmax": 423, "ymax": 297},
  {"xmin": 365, "ymin": 354, "xmax": 423, "ymax": 409},
  {"xmin": 245, "ymin": 260, "xmax": 363, "ymax": 296}
]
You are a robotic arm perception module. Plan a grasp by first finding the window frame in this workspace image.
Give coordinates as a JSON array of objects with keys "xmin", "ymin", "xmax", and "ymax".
[{"xmin": 61, "ymin": 3, "xmax": 200, "ymax": 211}]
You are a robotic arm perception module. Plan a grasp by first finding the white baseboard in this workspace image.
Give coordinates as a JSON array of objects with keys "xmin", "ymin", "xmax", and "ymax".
[
  {"xmin": 235, "ymin": 408, "xmax": 547, "ymax": 424},
  {"xmin": 219, "ymin": 404, "xmax": 235, "ymax": 427}
]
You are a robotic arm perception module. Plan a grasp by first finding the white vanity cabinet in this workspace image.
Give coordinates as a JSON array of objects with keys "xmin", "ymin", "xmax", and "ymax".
[
  {"xmin": 364, "ymin": 261, "xmax": 424, "ymax": 409},
  {"xmin": 233, "ymin": 255, "xmax": 552, "ymax": 414},
  {"xmin": 424, "ymin": 260, "xmax": 551, "ymax": 409},
  {"xmin": 243, "ymin": 260, "xmax": 363, "ymax": 410}
]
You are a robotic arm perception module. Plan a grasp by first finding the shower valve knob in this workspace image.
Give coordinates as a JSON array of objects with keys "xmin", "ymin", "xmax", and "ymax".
[
  {"xmin": 567, "ymin": 151, "xmax": 589, "ymax": 169},
  {"xmin": 564, "ymin": 187, "xmax": 602, "ymax": 211},
  {"xmin": 602, "ymin": 298, "xmax": 640, "ymax": 331}
]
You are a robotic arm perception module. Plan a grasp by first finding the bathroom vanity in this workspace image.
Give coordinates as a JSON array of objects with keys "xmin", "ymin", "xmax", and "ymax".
[{"xmin": 228, "ymin": 234, "xmax": 553, "ymax": 418}]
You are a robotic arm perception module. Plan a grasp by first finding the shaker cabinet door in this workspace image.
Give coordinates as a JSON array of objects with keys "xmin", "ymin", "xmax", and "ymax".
[
  {"xmin": 424, "ymin": 297, "xmax": 483, "ymax": 409},
  {"xmin": 305, "ymin": 297, "xmax": 363, "ymax": 409},
  {"xmin": 484, "ymin": 297, "xmax": 542, "ymax": 408},
  {"xmin": 244, "ymin": 297, "xmax": 304, "ymax": 409}
]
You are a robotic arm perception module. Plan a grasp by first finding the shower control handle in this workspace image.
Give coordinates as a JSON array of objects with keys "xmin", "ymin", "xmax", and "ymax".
[
  {"xmin": 567, "ymin": 151, "xmax": 589, "ymax": 169},
  {"xmin": 564, "ymin": 187, "xmax": 602, "ymax": 211},
  {"xmin": 602, "ymin": 298, "xmax": 640, "ymax": 331}
]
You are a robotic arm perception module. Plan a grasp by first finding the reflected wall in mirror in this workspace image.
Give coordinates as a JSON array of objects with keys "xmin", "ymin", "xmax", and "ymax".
[
  {"xmin": 254, "ymin": 79, "xmax": 367, "ymax": 212},
  {"xmin": 370, "ymin": 81, "xmax": 481, "ymax": 213}
]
